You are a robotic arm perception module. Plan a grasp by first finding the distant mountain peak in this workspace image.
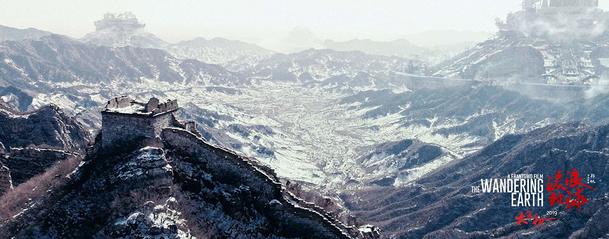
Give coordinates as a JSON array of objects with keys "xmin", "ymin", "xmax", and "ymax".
[
  {"xmin": 169, "ymin": 36, "xmax": 273, "ymax": 65},
  {"xmin": 0, "ymin": 25, "xmax": 52, "ymax": 42},
  {"xmin": 323, "ymin": 38, "xmax": 427, "ymax": 59}
]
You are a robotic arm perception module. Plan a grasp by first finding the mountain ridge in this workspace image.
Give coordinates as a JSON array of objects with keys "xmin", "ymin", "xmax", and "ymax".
[
  {"xmin": 0, "ymin": 25, "xmax": 52, "ymax": 42},
  {"xmin": 344, "ymin": 121, "xmax": 609, "ymax": 238},
  {"xmin": 0, "ymin": 98, "xmax": 373, "ymax": 238}
]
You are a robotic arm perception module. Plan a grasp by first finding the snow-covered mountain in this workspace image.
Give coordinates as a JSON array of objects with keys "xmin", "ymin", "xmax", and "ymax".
[
  {"xmin": 0, "ymin": 25, "xmax": 52, "ymax": 42},
  {"xmin": 233, "ymin": 49, "xmax": 427, "ymax": 91},
  {"xmin": 355, "ymin": 139, "xmax": 456, "ymax": 186},
  {"xmin": 169, "ymin": 37, "xmax": 273, "ymax": 65},
  {"xmin": 0, "ymin": 102, "xmax": 90, "ymax": 195},
  {"xmin": 434, "ymin": 32, "xmax": 609, "ymax": 85},
  {"xmin": 344, "ymin": 122, "xmax": 609, "ymax": 238},
  {"xmin": 0, "ymin": 34, "xmax": 240, "ymax": 86},
  {"xmin": 5, "ymin": 2, "xmax": 609, "ymax": 238},
  {"xmin": 5, "ymin": 12, "xmax": 609, "ymax": 238},
  {"xmin": 0, "ymin": 103, "xmax": 89, "ymax": 151}
]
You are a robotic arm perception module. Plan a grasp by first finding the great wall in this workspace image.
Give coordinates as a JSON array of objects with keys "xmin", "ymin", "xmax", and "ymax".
[{"xmin": 99, "ymin": 96, "xmax": 379, "ymax": 239}]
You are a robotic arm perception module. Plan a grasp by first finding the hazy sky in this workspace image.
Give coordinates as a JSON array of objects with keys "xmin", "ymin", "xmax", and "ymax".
[{"xmin": 1, "ymin": 0, "xmax": 609, "ymax": 49}]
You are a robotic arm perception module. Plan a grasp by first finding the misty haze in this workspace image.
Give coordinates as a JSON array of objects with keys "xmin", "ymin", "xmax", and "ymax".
[{"xmin": 2, "ymin": 0, "xmax": 609, "ymax": 238}]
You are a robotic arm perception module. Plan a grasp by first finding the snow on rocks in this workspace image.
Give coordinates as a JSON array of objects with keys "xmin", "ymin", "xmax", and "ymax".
[{"xmin": 108, "ymin": 197, "xmax": 194, "ymax": 239}]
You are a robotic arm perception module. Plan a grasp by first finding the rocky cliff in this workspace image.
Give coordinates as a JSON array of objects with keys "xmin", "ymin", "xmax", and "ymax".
[
  {"xmin": 0, "ymin": 102, "xmax": 89, "ymax": 195},
  {"xmin": 0, "ymin": 103, "xmax": 89, "ymax": 150}
]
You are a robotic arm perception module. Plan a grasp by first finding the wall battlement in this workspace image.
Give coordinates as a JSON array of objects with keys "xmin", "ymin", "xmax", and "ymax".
[{"xmin": 103, "ymin": 96, "xmax": 178, "ymax": 117}]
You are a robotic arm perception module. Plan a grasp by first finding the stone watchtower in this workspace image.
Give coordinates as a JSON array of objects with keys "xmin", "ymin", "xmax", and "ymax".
[{"xmin": 101, "ymin": 96, "xmax": 188, "ymax": 149}]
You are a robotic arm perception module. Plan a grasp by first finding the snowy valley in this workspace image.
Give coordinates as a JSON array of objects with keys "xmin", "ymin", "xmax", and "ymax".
[{"xmin": 3, "ymin": 2, "xmax": 609, "ymax": 237}]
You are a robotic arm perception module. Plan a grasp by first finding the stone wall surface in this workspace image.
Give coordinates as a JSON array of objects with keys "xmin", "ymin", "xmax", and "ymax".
[
  {"xmin": 101, "ymin": 113, "xmax": 174, "ymax": 149},
  {"xmin": 151, "ymin": 113, "xmax": 173, "ymax": 137}
]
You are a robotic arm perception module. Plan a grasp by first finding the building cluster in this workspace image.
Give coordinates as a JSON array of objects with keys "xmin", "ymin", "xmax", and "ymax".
[
  {"xmin": 94, "ymin": 12, "xmax": 145, "ymax": 31},
  {"xmin": 522, "ymin": 0, "xmax": 598, "ymax": 9},
  {"xmin": 497, "ymin": 0, "xmax": 608, "ymax": 39}
]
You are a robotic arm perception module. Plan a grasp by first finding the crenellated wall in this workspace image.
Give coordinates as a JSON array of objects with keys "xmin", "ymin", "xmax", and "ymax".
[{"xmin": 161, "ymin": 127, "xmax": 355, "ymax": 239}]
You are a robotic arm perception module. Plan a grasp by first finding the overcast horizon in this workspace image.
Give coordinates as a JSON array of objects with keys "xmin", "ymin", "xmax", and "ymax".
[{"xmin": 2, "ymin": 0, "xmax": 609, "ymax": 51}]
